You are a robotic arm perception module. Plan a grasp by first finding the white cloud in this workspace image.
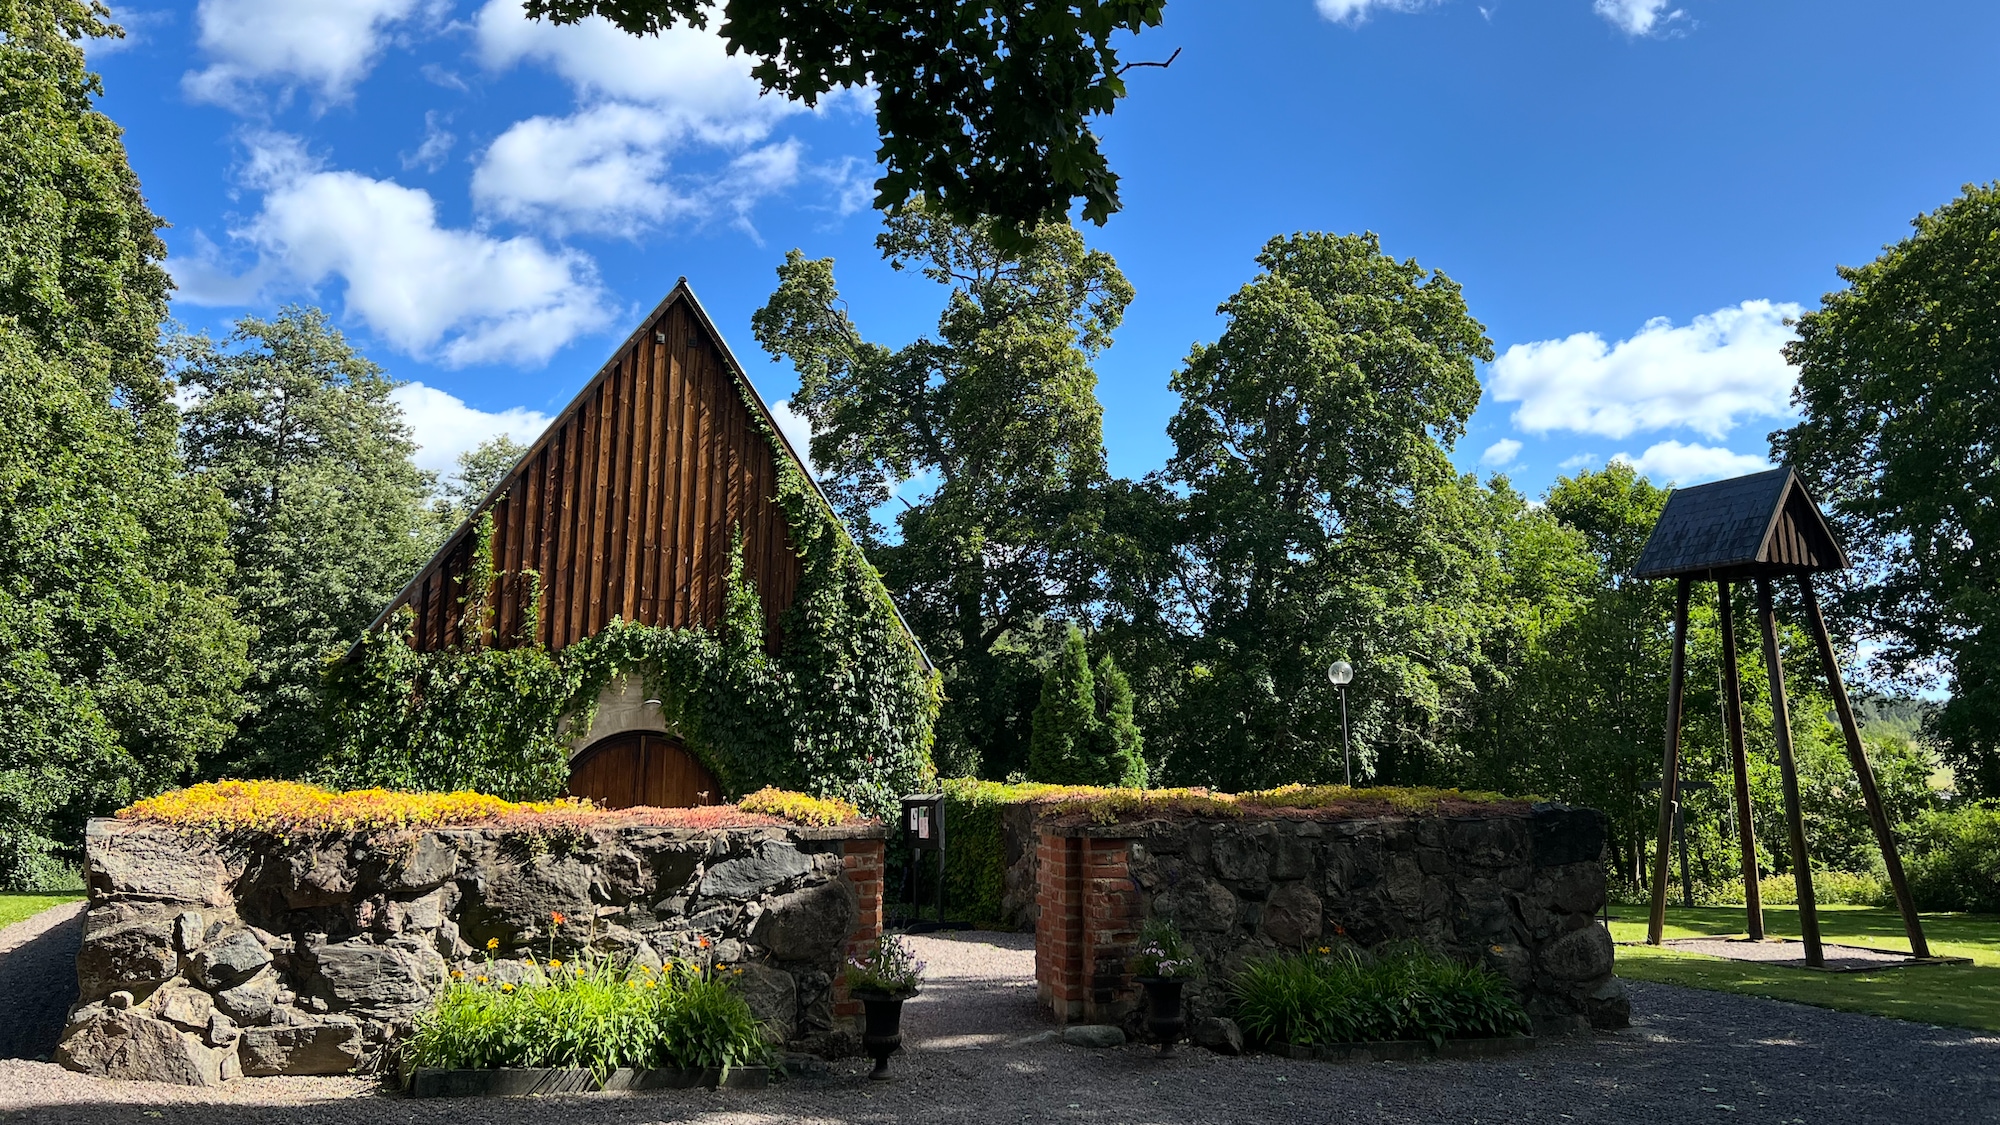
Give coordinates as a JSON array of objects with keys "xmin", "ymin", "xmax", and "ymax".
[
  {"xmin": 171, "ymin": 133, "xmax": 615, "ymax": 368},
  {"xmin": 1611, "ymin": 440, "xmax": 1769, "ymax": 486},
  {"xmin": 391, "ymin": 383, "xmax": 550, "ymax": 477},
  {"xmin": 1488, "ymin": 300, "xmax": 1802, "ymax": 440},
  {"xmin": 1593, "ymin": 0, "xmax": 1685, "ymax": 36},
  {"xmin": 1315, "ymin": 0, "xmax": 1440, "ymax": 23},
  {"xmin": 402, "ymin": 110, "xmax": 455, "ymax": 172},
  {"xmin": 184, "ymin": 0, "xmax": 431, "ymax": 108},
  {"xmin": 769, "ymin": 399, "xmax": 817, "ymax": 479},
  {"xmin": 1558, "ymin": 453, "xmax": 1599, "ymax": 474},
  {"xmin": 474, "ymin": 104, "xmax": 693, "ymax": 235},
  {"xmin": 474, "ymin": 0, "xmax": 793, "ymax": 144},
  {"xmin": 1480, "ymin": 438, "xmax": 1523, "ymax": 469}
]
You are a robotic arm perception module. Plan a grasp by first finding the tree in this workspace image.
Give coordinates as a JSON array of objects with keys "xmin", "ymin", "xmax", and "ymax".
[
  {"xmin": 752, "ymin": 200, "xmax": 1130, "ymax": 776},
  {"xmin": 1773, "ymin": 182, "xmax": 2000, "ymax": 798},
  {"xmin": 523, "ymin": 0, "xmax": 1168, "ymax": 237},
  {"xmin": 1026, "ymin": 626, "xmax": 1146, "ymax": 786},
  {"xmin": 1140, "ymin": 232, "xmax": 1493, "ymax": 790},
  {"xmin": 177, "ymin": 309, "xmax": 445, "ymax": 778},
  {"xmin": 0, "ymin": 0, "xmax": 249, "ymax": 888},
  {"xmin": 446, "ymin": 434, "xmax": 530, "ymax": 516}
]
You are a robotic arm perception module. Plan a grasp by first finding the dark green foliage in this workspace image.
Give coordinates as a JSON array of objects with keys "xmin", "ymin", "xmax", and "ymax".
[
  {"xmin": 1230, "ymin": 945, "xmax": 1530, "ymax": 1048},
  {"xmin": 326, "ymin": 407, "xmax": 938, "ymax": 822},
  {"xmin": 1900, "ymin": 804, "xmax": 2000, "ymax": 914},
  {"xmin": 932, "ymin": 778, "xmax": 1045, "ymax": 926},
  {"xmin": 522, "ymin": 0, "xmax": 1167, "ymax": 238},
  {"xmin": 0, "ymin": 0, "xmax": 249, "ymax": 889},
  {"xmin": 446, "ymin": 434, "xmax": 530, "ymax": 517},
  {"xmin": 1026, "ymin": 627, "xmax": 1146, "ymax": 786},
  {"xmin": 176, "ymin": 308, "xmax": 448, "ymax": 779},
  {"xmin": 1773, "ymin": 183, "xmax": 2000, "ymax": 797},
  {"xmin": 752, "ymin": 202, "xmax": 1127, "ymax": 778}
]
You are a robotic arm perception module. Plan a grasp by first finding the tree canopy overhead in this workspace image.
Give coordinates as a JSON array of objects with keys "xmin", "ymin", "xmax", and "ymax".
[{"xmin": 521, "ymin": 0, "xmax": 1168, "ymax": 235}]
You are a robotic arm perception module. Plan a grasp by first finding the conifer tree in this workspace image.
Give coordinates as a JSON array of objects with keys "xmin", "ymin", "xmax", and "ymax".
[{"xmin": 1027, "ymin": 627, "xmax": 1147, "ymax": 786}]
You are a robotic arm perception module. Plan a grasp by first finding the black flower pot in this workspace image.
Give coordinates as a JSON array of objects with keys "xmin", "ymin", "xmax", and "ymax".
[
  {"xmin": 1137, "ymin": 976, "xmax": 1186, "ymax": 1056},
  {"xmin": 857, "ymin": 990, "xmax": 912, "ymax": 1080}
]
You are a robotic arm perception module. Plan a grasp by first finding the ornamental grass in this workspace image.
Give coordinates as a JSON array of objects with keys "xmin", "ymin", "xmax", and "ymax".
[
  {"xmin": 118, "ymin": 779, "xmax": 871, "ymax": 836},
  {"xmin": 401, "ymin": 955, "xmax": 768, "ymax": 1080},
  {"xmin": 1230, "ymin": 943, "xmax": 1530, "ymax": 1049}
]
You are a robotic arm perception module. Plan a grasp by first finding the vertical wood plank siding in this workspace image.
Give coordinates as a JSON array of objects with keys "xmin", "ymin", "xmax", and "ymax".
[{"xmin": 386, "ymin": 298, "xmax": 803, "ymax": 652}]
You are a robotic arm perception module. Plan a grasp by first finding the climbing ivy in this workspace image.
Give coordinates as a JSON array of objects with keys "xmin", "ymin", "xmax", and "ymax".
[{"xmin": 321, "ymin": 368, "xmax": 939, "ymax": 822}]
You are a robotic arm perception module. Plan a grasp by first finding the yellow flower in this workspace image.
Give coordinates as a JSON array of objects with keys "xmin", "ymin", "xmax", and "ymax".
[
  {"xmin": 476, "ymin": 975, "xmax": 489, "ymax": 983},
  {"xmin": 645, "ymin": 980, "xmax": 656, "ymax": 990},
  {"xmin": 487, "ymin": 938, "xmax": 500, "ymax": 951},
  {"xmin": 501, "ymin": 982, "xmax": 515, "ymax": 993},
  {"xmin": 628, "ymin": 979, "xmax": 641, "ymax": 989},
  {"xmin": 548, "ymin": 959, "xmax": 562, "ymax": 969},
  {"xmin": 451, "ymin": 970, "xmax": 465, "ymax": 979}
]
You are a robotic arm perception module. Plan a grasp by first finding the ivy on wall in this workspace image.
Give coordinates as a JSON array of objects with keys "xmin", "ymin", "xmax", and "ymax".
[{"xmin": 320, "ymin": 371, "xmax": 940, "ymax": 821}]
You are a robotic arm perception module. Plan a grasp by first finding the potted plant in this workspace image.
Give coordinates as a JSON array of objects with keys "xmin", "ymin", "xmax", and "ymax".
[
  {"xmin": 844, "ymin": 932, "xmax": 926, "ymax": 1080},
  {"xmin": 1130, "ymin": 918, "xmax": 1200, "ymax": 1056}
]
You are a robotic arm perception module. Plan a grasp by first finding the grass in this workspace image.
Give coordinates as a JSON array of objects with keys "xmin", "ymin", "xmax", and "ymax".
[
  {"xmin": 1608, "ymin": 903, "xmax": 2000, "ymax": 1031},
  {"xmin": 0, "ymin": 892, "xmax": 83, "ymax": 929}
]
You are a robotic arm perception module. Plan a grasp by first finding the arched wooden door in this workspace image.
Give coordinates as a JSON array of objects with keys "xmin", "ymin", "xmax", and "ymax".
[{"xmin": 567, "ymin": 732, "xmax": 721, "ymax": 809}]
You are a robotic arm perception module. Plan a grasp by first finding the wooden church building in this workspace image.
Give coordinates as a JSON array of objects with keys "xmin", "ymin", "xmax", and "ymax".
[{"xmin": 361, "ymin": 280, "xmax": 926, "ymax": 809}]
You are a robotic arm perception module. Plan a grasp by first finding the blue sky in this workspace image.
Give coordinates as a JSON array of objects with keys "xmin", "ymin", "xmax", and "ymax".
[{"xmin": 85, "ymin": 0, "xmax": 2000, "ymax": 497}]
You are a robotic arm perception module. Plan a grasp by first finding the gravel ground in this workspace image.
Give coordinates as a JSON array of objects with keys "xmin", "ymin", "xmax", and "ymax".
[
  {"xmin": 1661, "ymin": 937, "xmax": 1938, "ymax": 971},
  {"xmin": 0, "ymin": 900, "xmax": 82, "ymax": 1060},
  {"xmin": 3, "ymin": 922, "xmax": 1994, "ymax": 1123}
]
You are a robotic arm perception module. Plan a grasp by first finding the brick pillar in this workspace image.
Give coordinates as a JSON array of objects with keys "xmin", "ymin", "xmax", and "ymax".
[
  {"xmin": 1034, "ymin": 829, "xmax": 1142, "ymax": 1024},
  {"xmin": 833, "ymin": 834, "xmax": 885, "ymax": 1026}
]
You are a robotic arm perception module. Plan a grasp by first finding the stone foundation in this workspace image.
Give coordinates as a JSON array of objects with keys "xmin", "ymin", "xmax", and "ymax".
[
  {"xmin": 59, "ymin": 818, "xmax": 885, "ymax": 1084},
  {"xmin": 1032, "ymin": 805, "xmax": 1627, "ymax": 1035}
]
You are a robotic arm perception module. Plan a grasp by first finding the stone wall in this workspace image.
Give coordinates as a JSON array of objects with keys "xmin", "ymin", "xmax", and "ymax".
[
  {"xmin": 1032, "ymin": 805, "xmax": 1627, "ymax": 1035},
  {"xmin": 58, "ymin": 818, "xmax": 885, "ymax": 1085}
]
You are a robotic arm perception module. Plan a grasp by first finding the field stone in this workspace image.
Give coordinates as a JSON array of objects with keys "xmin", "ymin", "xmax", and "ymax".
[
  {"xmin": 85, "ymin": 823, "xmax": 231, "ymax": 906},
  {"xmin": 153, "ymin": 985, "xmax": 214, "ymax": 1031},
  {"xmin": 302, "ymin": 937, "xmax": 445, "ymax": 1015},
  {"xmin": 75, "ymin": 915, "xmax": 179, "ymax": 1003},
  {"xmin": 238, "ymin": 1018, "xmax": 364, "ymax": 1076},
  {"xmin": 750, "ymin": 881, "xmax": 856, "ymax": 961},
  {"xmin": 192, "ymin": 930, "xmax": 272, "ymax": 990},
  {"xmin": 1153, "ymin": 877, "xmax": 1236, "ymax": 933},
  {"xmin": 1193, "ymin": 1016, "xmax": 1243, "ymax": 1056},
  {"xmin": 204, "ymin": 1011, "xmax": 241, "ymax": 1048},
  {"xmin": 212, "ymin": 969, "xmax": 281, "ymax": 1025},
  {"xmin": 172, "ymin": 911, "xmax": 204, "ymax": 954},
  {"xmin": 55, "ymin": 1010, "xmax": 239, "ymax": 1086},
  {"xmin": 1260, "ymin": 882, "xmax": 1323, "ymax": 948},
  {"xmin": 701, "ymin": 839, "xmax": 813, "ymax": 899},
  {"xmin": 730, "ymin": 962, "xmax": 799, "ymax": 1040},
  {"xmin": 1061, "ymin": 1024, "xmax": 1126, "ymax": 1048},
  {"xmin": 1538, "ymin": 923, "xmax": 1614, "ymax": 981}
]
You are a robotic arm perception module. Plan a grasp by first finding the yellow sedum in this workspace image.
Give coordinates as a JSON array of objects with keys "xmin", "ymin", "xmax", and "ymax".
[{"xmin": 736, "ymin": 786, "xmax": 865, "ymax": 827}]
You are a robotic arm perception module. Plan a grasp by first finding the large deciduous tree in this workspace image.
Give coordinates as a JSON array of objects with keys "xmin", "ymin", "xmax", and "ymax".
[
  {"xmin": 1141, "ymin": 232, "xmax": 1494, "ymax": 790},
  {"xmin": 522, "ymin": 0, "xmax": 1168, "ymax": 236},
  {"xmin": 1773, "ymin": 182, "xmax": 2000, "ymax": 798},
  {"xmin": 0, "ymin": 0, "xmax": 249, "ymax": 888},
  {"xmin": 752, "ymin": 200, "xmax": 1129, "ymax": 776},
  {"xmin": 177, "ymin": 309, "xmax": 446, "ymax": 779}
]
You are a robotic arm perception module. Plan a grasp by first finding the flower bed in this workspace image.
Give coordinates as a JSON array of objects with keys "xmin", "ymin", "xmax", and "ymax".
[
  {"xmin": 118, "ymin": 780, "xmax": 865, "ymax": 835},
  {"xmin": 1231, "ymin": 944, "xmax": 1531, "ymax": 1050}
]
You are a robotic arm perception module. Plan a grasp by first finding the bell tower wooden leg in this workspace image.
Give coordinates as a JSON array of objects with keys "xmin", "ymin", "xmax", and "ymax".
[
  {"xmin": 1798, "ymin": 577, "xmax": 1931, "ymax": 958},
  {"xmin": 1716, "ymin": 579, "xmax": 1765, "ymax": 940},
  {"xmin": 1756, "ymin": 577, "xmax": 1822, "ymax": 967},
  {"xmin": 1647, "ymin": 577, "xmax": 1693, "ymax": 946}
]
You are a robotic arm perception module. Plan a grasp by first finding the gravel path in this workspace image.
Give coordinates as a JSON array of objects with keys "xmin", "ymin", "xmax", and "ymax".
[
  {"xmin": 0, "ymin": 900, "xmax": 83, "ymax": 1061},
  {"xmin": 2, "ymin": 922, "xmax": 1994, "ymax": 1123},
  {"xmin": 1662, "ymin": 937, "xmax": 1943, "ymax": 971}
]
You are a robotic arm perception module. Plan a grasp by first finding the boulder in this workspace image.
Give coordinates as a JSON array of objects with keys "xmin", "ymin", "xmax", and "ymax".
[
  {"xmin": 238, "ymin": 1018, "xmax": 364, "ymax": 1076},
  {"xmin": 701, "ymin": 840, "xmax": 812, "ymax": 900},
  {"xmin": 192, "ymin": 930, "xmax": 273, "ymax": 991},
  {"xmin": 1538, "ymin": 923, "xmax": 1614, "ymax": 982},
  {"xmin": 213, "ymin": 970, "xmax": 281, "ymax": 1026},
  {"xmin": 1153, "ymin": 877, "xmax": 1237, "ymax": 934},
  {"xmin": 1193, "ymin": 1016, "xmax": 1243, "ymax": 1056},
  {"xmin": 75, "ymin": 915, "xmax": 178, "ymax": 1004},
  {"xmin": 1210, "ymin": 832, "xmax": 1272, "ymax": 894},
  {"xmin": 1061, "ymin": 1024, "xmax": 1125, "ymax": 1048},
  {"xmin": 85, "ymin": 824, "xmax": 231, "ymax": 906},
  {"xmin": 1581, "ymin": 977, "xmax": 1631, "ymax": 1029},
  {"xmin": 301, "ymin": 937, "xmax": 446, "ymax": 1016},
  {"xmin": 56, "ymin": 1010, "xmax": 239, "ymax": 1086},
  {"xmin": 750, "ymin": 881, "xmax": 856, "ymax": 962},
  {"xmin": 282, "ymin": 842, "xmax": 359, "ymax": 909},
  {"xmin": 152, "ymin": 986, "xmax": 214, "ymax": 1031},
  {"xmin": 1260, "ymin": 882, "xmax": 1323, "ymax": 948},
  {"xmin": 380, "ymin": 832, "xmax": 459, "ymax": 892}
]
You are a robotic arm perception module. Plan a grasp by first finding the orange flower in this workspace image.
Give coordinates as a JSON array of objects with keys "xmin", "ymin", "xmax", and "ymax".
[
  {"xmin": 697, "ymin": 936, "xmax": 711, "ymax": 949},
  {"xmin": 550, "ymin": 911, "xmax": 566, "ymax": 926}
]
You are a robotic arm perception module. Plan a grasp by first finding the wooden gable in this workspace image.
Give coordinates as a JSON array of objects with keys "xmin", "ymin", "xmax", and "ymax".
[
  {"xmin": 1632, "ymin": 466, "xmax": 1848, "ymax": 581},
  {"xmin": 365, "ymin": 281, "xmax": 821, "ymax": 653}
]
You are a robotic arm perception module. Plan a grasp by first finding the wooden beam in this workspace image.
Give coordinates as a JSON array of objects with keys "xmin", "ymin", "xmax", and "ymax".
[
  {"xmin": 1799, "ymin": 576, "xmax": 1930, "ymax": 958},
  {"xmin": 1716, "ymin": 579, "xmax": 1765, "ymax": 940},
  {"xmin": 1756, "ymin": 576, "xmax": 1822, "ymax": 966},
  {"xmin": 1648, "ymin": 577, "xmax": 1693, "ymax": 946}
]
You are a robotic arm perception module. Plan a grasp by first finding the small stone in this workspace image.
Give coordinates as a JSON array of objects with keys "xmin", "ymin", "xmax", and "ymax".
[
  {"xmin": 153, "ymin": 986, "xmax": 214, "ymax": 1031},
  {"xmin": 213, "ymin": 971, "xmax": 281, "ymax": 1026},
  {"xmin": 1061, "ymin": 1024, "xmax": 1126, "ymax": 1048},
  {"xmin": 192, "ymin": 930, "xmax": 272, "ymax": 991},
  {"xmin": 172, "ymin": 911, "xmax": 205, "ymax": 954},
  {"xmin": 205, "ymin": 1012, "xmax": 240, "ymax": 1048},
  {"xmin": 106, "ymin": 991, "xmax": 134, "ymax": 1011},
  {"xmin": 1193, "ymin": 1016, "xmax": 1244, "ymax": 1056}
]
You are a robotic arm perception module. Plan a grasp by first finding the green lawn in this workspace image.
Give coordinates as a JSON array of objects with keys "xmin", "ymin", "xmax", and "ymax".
[
  {"xmin": 1609, "ymin": 903, "xmax": 2000, "ymax": 1031},
  {"xmin": 0, "ymin": 892, "xmax": 83, "ymax": 929}
]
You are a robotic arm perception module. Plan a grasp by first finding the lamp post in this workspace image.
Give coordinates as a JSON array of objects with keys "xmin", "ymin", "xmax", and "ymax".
[{"xmin": 1328, "ymin": 661, "xmax": 1354, "ymax": 786}]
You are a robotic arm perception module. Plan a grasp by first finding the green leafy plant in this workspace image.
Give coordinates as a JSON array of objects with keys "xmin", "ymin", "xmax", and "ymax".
[
  {"xmin": 1231, "ymin": 944, "xmax": 1529, "ymax": 1049},
  {"xmin": 401, "ymin": 954, "xmax": 769, "ymax": 1081},
  {"xmin": 1131, "ymin": 917, "xmax": 1200, "ymax": 979},
  {"xmin": 844, "ymin": 932, "xmax": 926, "ymax": 998}
]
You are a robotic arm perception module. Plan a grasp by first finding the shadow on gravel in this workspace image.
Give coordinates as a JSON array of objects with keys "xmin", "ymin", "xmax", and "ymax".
[{"xmin": 0, "ymin": 906, "xmax": 82, "ymax": 1060}]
